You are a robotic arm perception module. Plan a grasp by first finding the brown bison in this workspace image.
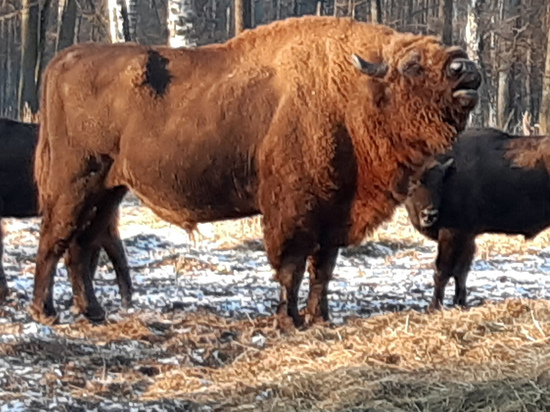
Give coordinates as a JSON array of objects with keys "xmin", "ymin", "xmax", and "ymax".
[
  {"xmin": 0, "ymin": 118, "xmax": 132, "ymax": 307},
  {"xmin": 32, "ymin": 16, "xmax": 480, "ymax": 326}
]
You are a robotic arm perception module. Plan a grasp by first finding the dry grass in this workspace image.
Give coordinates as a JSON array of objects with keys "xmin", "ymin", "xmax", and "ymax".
[
  {"xmin": 121, "ymin": 200, "xmax": 550, "ymax": 262},
  {"xmin": 70, "ymin": 203, "xmax": 550, "ymax": 410},
  {"xmin": 7, "ymin": 199, "xmax": 549, "ymax": 409},
  {"xmin": 38, "ymin": 299, "xmax": 550, "ymax": 411}
]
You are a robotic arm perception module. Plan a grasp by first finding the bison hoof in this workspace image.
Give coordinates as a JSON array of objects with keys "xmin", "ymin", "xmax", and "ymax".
[
  {"xmin": 84, "ymin": 305, "xmax": 106, "ymax": 323},
  {"xmin": 276, "ymin": 312, "xmax": 304, "ymax": 331},
  {"xmin": 303, "ymin": 312, "xmax": 328, "ymax": 327},
  {"xmin": 28, "ymin": 303, "xmax": 59, "ymax": 325},
  {"xmin": 0, "ymin": 286, "xmax": 8, "ymax": 302},
  {"xmin": 121, "ymin": 297, "xmax": 133, "ymax": 309},
  {"xmin": 427, "ymin": 302, "xmax": 443, "ymax": 313}
]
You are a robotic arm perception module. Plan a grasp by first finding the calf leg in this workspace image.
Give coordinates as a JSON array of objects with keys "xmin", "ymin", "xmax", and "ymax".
[
  {"xmin": 304, "ymin": 246, "xmax": 338, "ymax": 325},
  {"xmin": 66, "ymin": 187, "xmax": 128, "ymax": 320},
  {"xmin": 0, "ymin": 221, "xmax": 8, "ymax": 301},
  {"xmin": 86, "ymin": 211, "xmax": 132, "ymax": 308},
  {"xmin": 100, "ymin": 215, "xmax": 132, "ymax": 308},
  {"xmin": 429, "ymin": 229, "xmax": 476, "ymax": 311},
  {"xmin": 453, "ymin": 235, "xmax": 476, "ymax": 307}
]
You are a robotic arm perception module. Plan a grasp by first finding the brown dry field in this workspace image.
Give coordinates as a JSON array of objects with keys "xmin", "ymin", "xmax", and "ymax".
[{"xmin": 3, "ymin": 205, "xmax": 550, "ymax": 411}]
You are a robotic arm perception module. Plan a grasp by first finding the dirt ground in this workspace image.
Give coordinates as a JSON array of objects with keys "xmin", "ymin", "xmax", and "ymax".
[{"xmin": 2, "ymin": 194, "xmax": 550, "ymax": 411}]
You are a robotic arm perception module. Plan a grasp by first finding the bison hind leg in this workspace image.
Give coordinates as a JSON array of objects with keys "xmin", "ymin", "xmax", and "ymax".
[{"xmin": 31, "ymin": 157, "xmax": 118, "ymax": 324}]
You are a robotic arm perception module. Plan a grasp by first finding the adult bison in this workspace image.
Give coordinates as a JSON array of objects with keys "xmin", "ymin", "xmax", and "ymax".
[
  {"xmin": 405, "ymin": 127, "xmax": 550, "ymax": 310},
  {"xmin": 0, "ymin": 118, "xmax": 132, "ymax": 307},
  {"xmin": 32, "ymin": 16, "xmax": 480, "ymax": 325}
]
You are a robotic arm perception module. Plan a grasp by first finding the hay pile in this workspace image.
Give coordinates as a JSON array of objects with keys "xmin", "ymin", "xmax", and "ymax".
[{"xmin": 47, "ymin": 299, "xmax": 550, "ymax": 411}]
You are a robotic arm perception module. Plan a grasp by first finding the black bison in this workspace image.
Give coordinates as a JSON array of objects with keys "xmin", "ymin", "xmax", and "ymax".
[
  {"xmin": 0, "ymin": 118, "xmax": 132, "ymax": 307},
  {"xmin": 32, "ymin": 16, "xmax": 480, "ymax": 325},
  {"xmin": 405, "ymin": 127, "xmax": 550, "ymax": 310}
]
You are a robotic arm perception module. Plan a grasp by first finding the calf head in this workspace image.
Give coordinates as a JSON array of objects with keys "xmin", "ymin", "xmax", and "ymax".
[{"xmin": 406, "ymin": 156, "xmax": 454, "ymax": 229}]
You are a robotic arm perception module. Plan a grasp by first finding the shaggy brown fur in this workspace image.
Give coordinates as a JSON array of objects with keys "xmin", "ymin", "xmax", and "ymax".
[
  {"xmin": 504, "ymin": 135, "xmax": 550, "ymax": 170},
  {"xmin": 32, "ymin": 16, "xmax": 480, "ymax": 325}
]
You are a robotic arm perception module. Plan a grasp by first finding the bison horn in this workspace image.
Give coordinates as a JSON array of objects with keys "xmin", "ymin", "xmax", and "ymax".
[
  {"xmin": 351, "ymin": 54, "xmax": 388, "ymax": 78},
  {"xmin": 439, "ymin": 158, "xmax": 455, "ymax": 171}
]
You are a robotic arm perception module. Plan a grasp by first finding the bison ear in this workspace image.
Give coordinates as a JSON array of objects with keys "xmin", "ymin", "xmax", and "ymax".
[
  {"xmin": 399, "ymin": 51, "xmax": 423, "ymax": 77},
  {"xmin": 351, "ymin": 54, "xmax": 388, "ymax": 78}
]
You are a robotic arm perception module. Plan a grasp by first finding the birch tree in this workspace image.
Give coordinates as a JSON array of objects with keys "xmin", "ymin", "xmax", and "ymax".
[{"xmin": 168, "ymin": 0, "xmax": 198, "ymax": 47}]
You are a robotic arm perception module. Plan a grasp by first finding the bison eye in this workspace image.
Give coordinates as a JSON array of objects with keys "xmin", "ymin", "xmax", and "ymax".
[{"xmin": 449, "ymin": 60, "xmax": 463, "ymax": 74}]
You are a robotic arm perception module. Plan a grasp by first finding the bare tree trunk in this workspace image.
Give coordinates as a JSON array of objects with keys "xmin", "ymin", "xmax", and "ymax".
[
  {"xmin": 126, "ymin": 0, "xmax": 168, "ymax": 45},
  {"xmin": 119, "ymin": 0, "xmax": 132, "ymax": 41},
  {"xmin": 441, "ymin": 0, "xmax": 452, "ymax": 45},
  {"xmin": 169, "ymin": 0, "xmax": 198, "ymax": 47},
  {"xmin": 235, "ymin": 0, "xmax": 252, "ymax": 35},
  {"xmin": 235, "ymin": 0, "xmax": 243, "ymax": 33},
  {"xmin": 369, "ymin": 0, "xmax": 376, "ymax": 22},
  {"xmin": 496, "ymin": 0, "xmax": 512, "ymax": 129},
  {"xmin": 35, "ymin": 0, "xmax": 52, "ymax": 102},
  {"xmin": 0, "ymin": 18, "xmax": 7, "ymax": 115},
  {"xmin": 110, "ymin": 0, "xmax": 132, "ymax": 42},
  {"xmin": 465, "ymin": 0, "xmax": 487, "ymax": 126},
  {"xmin": 127, "ymin": 0, "xmax": 138, "ymax": 40},
  {"xmin": 57, "ymin": 0, "xmax": 77, "ymax": 51},
  {"xmin": 18, "ymin": 0, "xmax": 40, "ymax": 115},
  {"xmin": 540, "ymin": 4, "xmax": 550, "ymax": 133}
]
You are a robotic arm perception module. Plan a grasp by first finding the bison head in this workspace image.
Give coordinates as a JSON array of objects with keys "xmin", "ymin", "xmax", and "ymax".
[
  {"xmin": 350, "ymin": 39, "xmax": 481, "ymax": 135},
  {"xmin": 405, "ymin": 156, "xmax": 454, "ymax": 229}
]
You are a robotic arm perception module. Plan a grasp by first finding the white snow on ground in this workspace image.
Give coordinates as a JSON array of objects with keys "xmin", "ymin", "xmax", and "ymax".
[{"xmin": 2, "ymin": 194, "xmax": 550, "ymax": 409}]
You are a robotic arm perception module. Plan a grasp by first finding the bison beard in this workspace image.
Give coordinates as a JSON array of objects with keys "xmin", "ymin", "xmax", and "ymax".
[{"xmin": 31, "ymin": 16, "xmax": 480, "ymax": 326}]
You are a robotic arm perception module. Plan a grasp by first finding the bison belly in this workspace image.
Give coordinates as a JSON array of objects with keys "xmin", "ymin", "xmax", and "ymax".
[
  {"xmin": 444, "ymin": 168, "xmax": 550, "ymax": 237},
  {"xmin": 111, "ymin": 141, "xmax": 260, "ymax": 227}
]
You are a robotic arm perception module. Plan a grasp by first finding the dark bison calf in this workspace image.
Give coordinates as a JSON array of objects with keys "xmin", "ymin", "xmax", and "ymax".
[
  {"xmin": 0, "ymin": 118, "xmax": 132, "ymax": 308},
  {"xmin": 405, "ymin": 127, "xmax": 550, "ymax": 310}
]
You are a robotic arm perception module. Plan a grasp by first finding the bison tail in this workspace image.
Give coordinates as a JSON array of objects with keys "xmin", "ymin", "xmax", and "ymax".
[{"xmin": 33, "ymin": 69, "xmax": 53, "ymax": 214}]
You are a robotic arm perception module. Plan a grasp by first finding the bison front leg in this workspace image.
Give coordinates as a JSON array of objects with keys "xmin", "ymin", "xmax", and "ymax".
[
  {"xmin": 304, "ymin": 246, "xmax": 338, "ymax": 325},
  {"xmin": 429, "ymin": 229, "xmax": 475, "ymax": 311},
  {"xmin": 274, "ymin": 254, "xmax": 307, "ymax": 328},
  {"xmin": 0, "ymin": 220, "xmax": 8, "ymax": 301},
  {"xmin": 452, "ymin": 235, "xmax": 476, "ymax": 307},
  {"xmin": 65, "ymin": 239, "xmax": 105, "ymax": 322}
]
